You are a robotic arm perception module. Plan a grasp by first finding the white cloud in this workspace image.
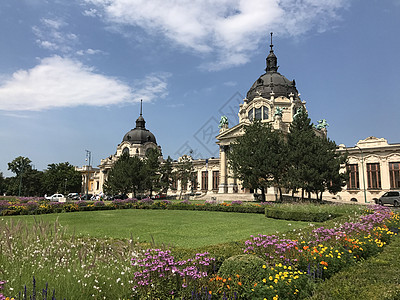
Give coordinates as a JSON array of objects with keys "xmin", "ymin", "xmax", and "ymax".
[
  {"xmin": 84, "ymin": 0, "xmax": 348, "ymax": 69},
  {"xmin": 0, "ymin": 56, "xmax": 170, "ymax": 111},
  {"xmin": 33, "ymin": 18, "xmax": 78, "ymax": 53}
]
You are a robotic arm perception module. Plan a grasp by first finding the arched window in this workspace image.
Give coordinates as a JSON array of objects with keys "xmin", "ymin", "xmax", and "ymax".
[
  {"xmin": 248, "ymin": 109, "xmax": 254, "ymax": 121},
  {"xmin": 263, "ymin": 106, "xmax": 269, "ymax": 120},
  {"xmin": 122, "ymin": 147, "xmax": 129, "ymax": 155}
]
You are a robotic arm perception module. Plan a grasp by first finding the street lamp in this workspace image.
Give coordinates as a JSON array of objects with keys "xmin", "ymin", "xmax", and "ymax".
[
  {"xmin": 64, "ymin": 178, "xmax": 68, "ymax": 195},
  {"xmin": 355, "ymin": 145, "xmax": 368, "ymax": 203},
  {"xmin": 85, "ymin": 150, "xmax": 92, "ymax": 200}
]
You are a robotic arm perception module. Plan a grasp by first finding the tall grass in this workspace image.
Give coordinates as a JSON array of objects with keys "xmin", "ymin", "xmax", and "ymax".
[{"xmin": 0, "ymin": 218, "xmax": 136, "ymax": 299}]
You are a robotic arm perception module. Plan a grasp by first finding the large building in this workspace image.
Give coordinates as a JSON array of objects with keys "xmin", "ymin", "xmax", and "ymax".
[{"xmin": 81, "ymin": 36, "xmax": 400, "ymax": 203}]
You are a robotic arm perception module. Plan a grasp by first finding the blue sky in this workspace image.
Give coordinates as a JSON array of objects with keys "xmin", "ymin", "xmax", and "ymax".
[{"xmin": 1, "ymin": 0, "xmax": 399, "ymax": 177}]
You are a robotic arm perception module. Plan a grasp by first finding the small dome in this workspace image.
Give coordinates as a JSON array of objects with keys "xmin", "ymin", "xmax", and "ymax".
[
  {"xmin": 122, "ymin": 100, "xmax": 157, "ymax": 145},
  {"xmin": 122, "ymin": 128, "xmax": 157, "ymax": 145},
  {"xmin": 246, "ymin": 72, "xmax": 298, "ymax": 102}
]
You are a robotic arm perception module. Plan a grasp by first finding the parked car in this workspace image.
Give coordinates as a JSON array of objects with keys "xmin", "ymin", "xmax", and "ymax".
[
  {"xmin": 80, "ymin": 194, "xmax": 93, "ymax": 200},
  {"xmin": 45, "ymin": 194, "xmax": 66, "ymax": 202},
  {"xmin": 67, "ymin": 193, "xmax": 79, "ymax": 199},
  {"xmin": 377, "ymin": 191, "xmax": 400, "ymax": 206}
]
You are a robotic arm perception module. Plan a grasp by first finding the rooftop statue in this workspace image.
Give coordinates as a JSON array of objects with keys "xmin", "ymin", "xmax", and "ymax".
[
  {"xmin": 274, "ymin": 107, "xmax": 283, "ymax": 117},
  {"xmin": 315, "ymin": 119, "xmax": 329, "ymax": 130},
  {"xmin": 219, "ymin": 115, "xmax": 229, "ymax": 128},
  {"xmin": 293, "ymin": 107, "xmax": 303, "ymax": 119}
]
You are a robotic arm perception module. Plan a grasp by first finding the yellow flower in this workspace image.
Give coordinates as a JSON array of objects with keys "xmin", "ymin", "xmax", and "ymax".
[{"xmin": 262, "ymin": 265, "xmax": 267, "ymax": 269}]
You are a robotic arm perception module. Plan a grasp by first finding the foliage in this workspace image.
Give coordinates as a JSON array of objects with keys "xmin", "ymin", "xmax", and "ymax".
[
  {"xmin": 217, "ymin": 254, "xmax": 267, "ymax": 294},
  {"xmin": 228, "ymin": 121, "xmax": 289, "ymax": 201},
  {"xmin": 173, "ymin": 155, "xmax": 194, "ymax": 199},
  {"xmin": 159, "ymin": 156, "xmax": 174, "ymax": 193},
  {"xmin": 0, "ymin": 172, "xmax": 5, "ymax": 195},
  {"xmin": 7, "ymin": 156, "xmax": 32, "ymax": 177},
  {"xmin": 42, "ymin": 162, "xmax": 81, "ymax": 195},
  {"xmin": 104, "ymin": 152, "xmax": 145, "ymax": 197},
  {"xmin": 142, "ymin": 148, "xmax": 161, "ymax": 196},
  {"xmin": 287, "ymin": 109, "xmax": 348, "ymax": 200}
]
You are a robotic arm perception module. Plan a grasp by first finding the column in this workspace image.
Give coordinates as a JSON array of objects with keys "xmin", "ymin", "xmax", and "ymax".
[{"xmin": 218, "ymin": 145, "xmax": 228, "ymax": 193}]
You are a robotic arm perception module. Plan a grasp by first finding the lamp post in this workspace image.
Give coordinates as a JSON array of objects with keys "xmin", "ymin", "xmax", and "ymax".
[
  {"xmin": 355, "ymin": 145, "xmax": 368, "ymax": 203},
  {"xmin": 85, "ymin": 150, "xmax": 92, "ymax": 200},
  {"xmin": 64, "ymin": 178, "xmax": 67, "ymax": 195}
]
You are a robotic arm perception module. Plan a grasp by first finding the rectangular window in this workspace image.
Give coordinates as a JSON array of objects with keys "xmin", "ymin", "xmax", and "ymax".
[
  {"xmin": 212, "ymin": 171, "xmax": 219, "ymax": 190},
  {"xmin": 389, "ymin": 162, "xmax": 400, "ymax": 189},
  {"xmin": 263, "ymin": 106, "xmax": 269, "ymax": 120},
  {"xmin": 201, "ymin": 171, "xmax": 208, "ymax": 191},
  {"xmin": 367, "ymin": 163, "xmax": 381, "ymax": 189},
  {"xmin": 255, "ymin": 107, "xmax": 262, "ymax": 120},
  {"xmin": 248, "ymin": 108, "xmax": 254, "ymax": 122},
  {"xmin": 346, "ymin": 164, "xmax": 359, "ymax": 190}
]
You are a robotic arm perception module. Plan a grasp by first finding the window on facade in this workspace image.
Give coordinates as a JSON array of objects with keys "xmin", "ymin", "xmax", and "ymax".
[
  {"xmin": 248, "ymin": 109, "xmax": 254, "ymax": 121},
  {"xmin": 212, "ymin": 171, "xmax": 219, "ymax": 190},
  {"xmin": 201, "ymin": 171, "xmax": 208, "ymax": 191},
  {"xmin": 389, "ymin": 162, "xmax": 400, "ymax": 189},
  {"xmin": 96, "ymin": 181, "xmax": 99, "ymax": 190},
  {"xmin": 263, "ymin": 106, "xmax": 269, "ymax": 120},
  {"xmin": 367, "ymin": 163, "xmax": 381, "ymax": 189},
  {"xmin": 346, "ymin": 164, "xmax": 359, "ymax": 190},
  {"xmin": 255, "ymin": 107, "xmax": 262, "ymax": 120},
  {"xmin": 122, "ymin": 147, "xmax": 129, "ymax": 155}
]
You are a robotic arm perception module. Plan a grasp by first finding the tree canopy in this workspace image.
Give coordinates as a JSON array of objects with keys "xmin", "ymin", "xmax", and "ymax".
[{"xmin": 42, "ymin": 162, "xmax": 82, "ymax": 195}]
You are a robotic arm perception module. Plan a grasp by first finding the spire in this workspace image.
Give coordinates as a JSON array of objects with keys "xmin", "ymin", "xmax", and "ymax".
[
  {"xmin": 266, "ymin": 32, "xmax": 278, "ymax": 72},
  {"xmin": 135, "ymin": 99, "xmax": 146, "ymax": 129}
]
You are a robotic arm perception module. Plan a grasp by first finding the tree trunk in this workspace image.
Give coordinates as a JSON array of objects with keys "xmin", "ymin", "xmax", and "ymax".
[
  {"xmin": 260, "ymin": 186, "xmax": 266, "ymax": 202},
  {"xmin": 278, "ymin": 187, "xmax": 283, "ymax": 202}
]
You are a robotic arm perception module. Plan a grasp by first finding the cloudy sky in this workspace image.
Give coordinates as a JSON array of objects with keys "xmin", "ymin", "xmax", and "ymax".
[{"xmin": 0, "ymin": 0, "xmax": 399, "ymax": 177}]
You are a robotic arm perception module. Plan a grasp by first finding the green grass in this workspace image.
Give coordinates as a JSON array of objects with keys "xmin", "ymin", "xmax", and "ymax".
[
  {"xmin": 307, "ymin": 236, "xmax": 400, "ymax": 300},
  {"xmin": 4, "ymin": 209, "xmax": 311, "ymax": 248}
]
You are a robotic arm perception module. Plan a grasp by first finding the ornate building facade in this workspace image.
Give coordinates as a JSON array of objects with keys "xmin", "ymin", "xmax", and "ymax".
[{"xmin": 80, "ymin": 37, "xmax": 400, "ymax": 203}]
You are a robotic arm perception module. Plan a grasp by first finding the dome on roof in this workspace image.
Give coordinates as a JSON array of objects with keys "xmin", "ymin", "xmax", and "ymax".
[
  {"xmin": 122, "ymin": 101, "xmax": 157, "ymax": 145},
  {"xmin": 246, "ymin": 32, "xmax": 298, "ymax": 102},
  {"xmin": 122, "ymin": 127, "xmax": 157, "ymax": 145},
  {"xmin": 246, "ymin": 71, "xmax": 298, "ymax": 102}
]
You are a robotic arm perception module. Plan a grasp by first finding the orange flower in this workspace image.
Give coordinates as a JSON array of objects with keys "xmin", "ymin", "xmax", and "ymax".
[
  {"xmin": 209, "ymin": 291, "xmax": 212, "ymax": 295},
  {"xmin": 236, "ymin": 274, "xmax": 240, "ymax": 278},
  {"xmin": 238, "ymin": 282, "xmax": 242, "ymax": 286},
  {"xmin": 227, "ymin": 285, "xmax": 230, "ymax": 289},
  {"xmin": 320, "ymin": 261, "xmax": 328, "ymax": 266},
  {"xmin": 303, "ymin": 246, "xmax": 309, "ymax": 250}
]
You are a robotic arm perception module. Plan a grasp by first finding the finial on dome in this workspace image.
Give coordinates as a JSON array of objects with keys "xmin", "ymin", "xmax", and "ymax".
[
  {"xmin": 140, "ymin": 99, "xmax": 143, "ymax": 116},
  {"xmin": 270, "ymin": 32, "xmax": 273, "ymax": 52},
  {"xmin": 266, "ymin": 32, "xmax": 278, "ymax": 72}
]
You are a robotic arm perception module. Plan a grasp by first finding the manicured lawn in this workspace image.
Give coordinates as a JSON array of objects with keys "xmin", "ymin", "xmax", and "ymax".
[{"xmin": 4, "ymin": 209, "xmax": 311, "ymax": 248}]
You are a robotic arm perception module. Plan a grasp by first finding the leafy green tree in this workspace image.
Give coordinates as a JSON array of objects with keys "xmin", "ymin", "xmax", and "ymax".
[
  {"xmin": 104, "ymin": 153, "xmax": 145, "ymax": 197},
  {"xmin": 160, "ymin": 156, "xmax": 173, "ymax": 193},
  {"xmin": 173, "ymin": 155, "xmax": 194, "ymax": 199},
  {"xmin": 287, "ymin": 109, "xmax": 319, "ymax": 199},
  {"xmin": 227, "ymin": 121, "xmax": 289, "ymax": 201},
  {"xmin": 42, "ymin": 162, "xmax": 82, "ymax": 195},
  {"xmin": 288, "ymin": 109, "xmax": 347, "ymax": 200},
  {"xmin": 143, "ymin": 148, "xmax": 161, "ymax": 197},
  {"xmin": 8, "ymin": 156, "xmax": 34, "ymax": 196},
  {"xmin": 311, "ymin": 137, "xmax": 348, "ymax": 200}
]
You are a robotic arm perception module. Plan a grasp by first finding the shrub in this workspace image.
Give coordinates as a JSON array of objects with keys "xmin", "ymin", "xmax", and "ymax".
[
  {"xmin": 265, "ymin": 207, "xmax": 341, "ymax": 222},
  {"xmin": 218, "ymin": 254, "xmax": 267, "ymax": 285}
]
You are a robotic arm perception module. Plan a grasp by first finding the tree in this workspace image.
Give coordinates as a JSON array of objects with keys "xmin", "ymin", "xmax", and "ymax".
[
  {"xmin": 159, "ymin": 156, "xmax": 173, "ymax": 194},
  {"xmin": 104, "ymin": 153, "xmax": 145, "ymax": 197},
  {"xmin": 42, "ymin": 162, "xmax": 82, "ymax": 195},
  {"xmin": 143, "ymin": 148, "xmax": 161, "ymax": 197},
  {"xmin": 173, "ymin": 155, "xmax": 194, "ymax": 199},
  {"xmin": 287, "ymin": 109, "xmax": 348, "ymax": 200},
  {"xmin": 287, "ymin": 109, "xmax": 320, "ymax": 199},
  {"xmin": 8, "ymin": 156, "xmax": 33, "ymax": 196},
  {"xmin": 227, "ymin": 121, "xmax": 289, "ymax": 201}
]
